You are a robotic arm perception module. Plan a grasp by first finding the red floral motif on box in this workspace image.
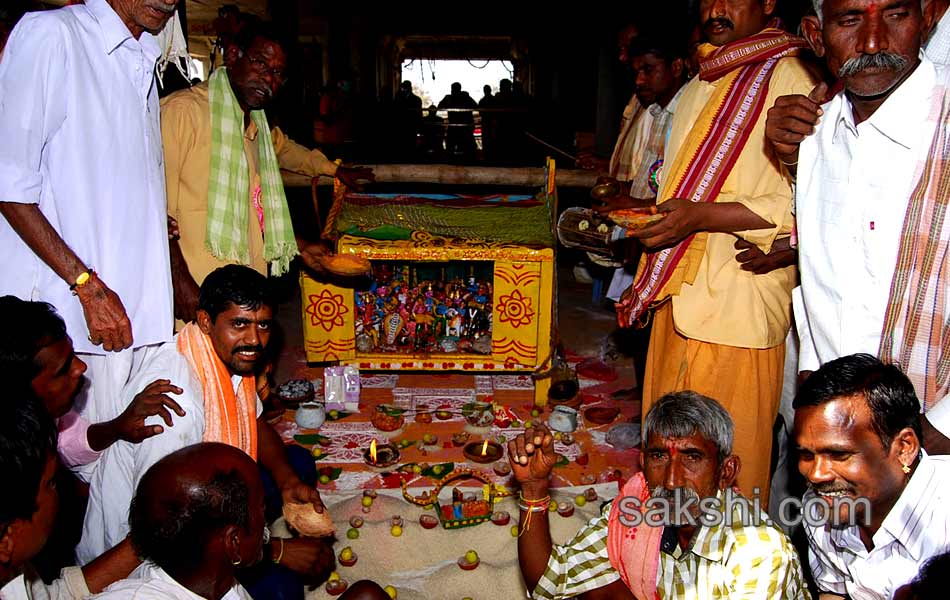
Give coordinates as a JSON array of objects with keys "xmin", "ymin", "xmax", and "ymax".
[
  {"xmin": 497, "ymin": 289, "xmax": 535, "ymax": 329},
  {"xmin": 306, "ymin": 290, "xmax": 349, "ymax": 332}
]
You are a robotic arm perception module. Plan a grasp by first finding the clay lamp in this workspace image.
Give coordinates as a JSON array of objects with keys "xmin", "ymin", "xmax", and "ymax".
[
  {"xmin": 458, "ymin": 549, "xmax": 480, "ymax": 570},
  {"xmin": 338, "ymin": 546, "xmax": 358, "ymax": 567},
  {"xmin": 419, "ymin": 514, "xmax": 439, "ymax": 529},
  {"xmin": 463, "ymin": 439, "xmax": 503, "ymax": 464},
  {"xmin": 493, "ymin": 461, "xmax": 512, "ymax": 477},
  {"xmin": 325, "ymin": 574, "xmax": 348, "ymax": 596},
  {"xmin": 491, "ymin": 510, "xmax": 511, "ymax": 526},
  {"xmin": 364, "ymin": 439, "xmax": 400, "ymax": 469}
]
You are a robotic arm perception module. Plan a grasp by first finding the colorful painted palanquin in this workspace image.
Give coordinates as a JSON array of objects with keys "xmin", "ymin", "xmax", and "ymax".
[{"xmin": 300, "ymin": 162, "xmax": 558, "ymax": 405}]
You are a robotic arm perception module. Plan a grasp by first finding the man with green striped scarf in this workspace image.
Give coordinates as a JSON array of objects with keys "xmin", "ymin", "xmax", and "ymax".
[{"xmin": 161, "ymin": 16, "xmax": 373, "ymax": 324}]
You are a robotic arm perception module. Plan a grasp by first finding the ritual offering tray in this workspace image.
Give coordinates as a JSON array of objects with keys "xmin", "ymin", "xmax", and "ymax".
[
  {"xmin": 584, "ymin": 406, "xmax": 620, "ymax": 425},
  {"xmin": 275, "ymin": 379, "xmax": 313, "ymax": 409},
  {"xmin": 317, "ymin": 253, "xmax": 372, "ymax": 277},
  {"xmin": 607, "ymin": 207, "xmax": 665, "ymax": 231},
  {"xmin": 300, "ymin": 162, "xmax": 559, "ymax": 406}
]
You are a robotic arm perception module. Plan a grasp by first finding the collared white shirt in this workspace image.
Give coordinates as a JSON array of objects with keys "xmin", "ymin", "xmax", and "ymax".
[
  {"xmin": 804, "ymin": 454, "xmax": 950, "ymax": 600},
  {"xmin": 91, "ymin": 562, "xmax": 253, "ymax": 600},
  {"xmin": 0, "ymin": 0, "xmax": 173, "ymax": 355},
  {"xmin": 77, "ymin": 341, "xmax": 262, "ymax": 565},
  {"xmin": 926, "ymin": 7, "xmax": 950, "ymax": 67},
  {"xmin": 794, "ymin": 57, "xmax": 950, "ymax": 433},
  {"xmin": 1, "ymin": 576, "xmax": 30, "ymax": 600}
]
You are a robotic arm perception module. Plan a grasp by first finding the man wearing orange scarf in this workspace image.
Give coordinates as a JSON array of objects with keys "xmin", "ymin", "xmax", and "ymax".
[
  {"xmin": 509, "ymin": 392, "xmax": 806, "ymax": 599},
  {"xmin": 614, "ymin": 0, "xmax": 817, "ymax": 502},
  {"xmin": 78, "ymin": 265, "xmax": 333, "ymax": 600}
]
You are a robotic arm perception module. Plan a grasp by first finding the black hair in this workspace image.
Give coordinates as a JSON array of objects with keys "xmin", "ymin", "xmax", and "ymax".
[
  {"xmin": 129, "ymin": 467, "xmax": 250, "ymax": 573},
  {"xmin": 910, "ymin": 552, "xmax": 950, "ymax": 598},
  {"xmin": 227, "ymin": 13, "xmax": 295, "ymax": 58},
  {"xmin": 0, "ymin": 296, "xmax": 68, "ymax": 383},
  {"xmin": 0, "ymin": 391, "xmax": 57, "ymax": 532},
  {"xmin": 198, "ymin": 265, "xmax": 274, "ymax": 323},
  {"xmin": 793, "ymin": 353, "xmax": 923, "ymax": 447}
]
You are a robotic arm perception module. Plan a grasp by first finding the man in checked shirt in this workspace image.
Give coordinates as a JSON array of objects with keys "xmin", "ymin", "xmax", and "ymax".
[{"xmin": 507, "ymin": 391, "xmax": 807, "ymax": 599}]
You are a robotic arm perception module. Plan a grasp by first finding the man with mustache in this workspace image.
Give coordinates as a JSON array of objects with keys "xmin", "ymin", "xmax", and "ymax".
[
  {"xmin": 160, "ymin": 15, "xmax": 373, "ymax": 323},
  {"xmin": 78, "ymin": 265, "xmax": 335, "ymax": 600},
  {"xmin": 614, "ymin": 0, "xmax": 816, "ymax": 504},
  {"xmin": 510, "ymin": 391, "xmax": 807, "ymax": 599},
  {"xmin": 768, "ymin": 0, "xmax": 950, "ymax": 455},
  {"xmin": 793, "ymin": 353, "xmax": 950, "ymax": 599}
]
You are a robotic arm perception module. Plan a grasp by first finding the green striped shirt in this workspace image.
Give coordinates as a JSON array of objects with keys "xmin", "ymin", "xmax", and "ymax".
[{"xmin": 533, "ymin": 494, "xmax": 810, "ymax": 599}]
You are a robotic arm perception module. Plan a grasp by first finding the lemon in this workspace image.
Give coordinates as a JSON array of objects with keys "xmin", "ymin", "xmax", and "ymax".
[
  {"xmin": 346, "ymin": 528, "xmax": 359, "ymax": 539},
  {"xmin": 311, "ymin": 447, "xmax": 323, "ymax": 458},
  {"xmin": 384, "ymin": 586, "xmax": 397, "ymax": 599},
  {"xmin": 548, "ymin": 500, "xmax": 558, "ymax": 512},
  {"xmin": 340, "ymin": 547, "xmax": 353, "ymax": 561},
  {"xmin": 318, "ymin": 474, "xmax": 330, "ymax": 484},
  {"xmin": 575, "ymin": 495, "xmax": 587, "ymax": 507},
  {"xmin": 390, "ymin": 524, "xmax": 403, "ymax": 537},
  {"xmin": 361, "ymin": 496, "xmax": 373, "ymax": 507},
  {"xmin": 464, "ymin": 550, "xmax": 479, "ymax": 564},
  {"xmin": 328, "ymin": 572, "xmax": 340, "ymax": 583},
  {"xmin": 510, "ymin": 525, "xmax": 519, "ymax": 537}
]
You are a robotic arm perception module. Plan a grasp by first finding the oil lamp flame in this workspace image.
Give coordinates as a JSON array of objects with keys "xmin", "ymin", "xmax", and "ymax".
[
  {"xmin": 481, "ymin": 439, "xmax": 489, "ymax": 456},
  {"xmin": 370, "ymin": 439, "xmax": 377, "ymax": 463}
]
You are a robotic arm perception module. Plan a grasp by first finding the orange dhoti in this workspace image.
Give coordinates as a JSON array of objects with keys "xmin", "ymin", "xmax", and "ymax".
[{"xmin": 641, "ymin": 303, "xmax": 784, "ymax": 506}]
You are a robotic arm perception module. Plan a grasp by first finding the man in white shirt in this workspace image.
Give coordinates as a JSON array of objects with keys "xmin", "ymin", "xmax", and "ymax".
[
  {"xmin": 78, "ymin": 266, "xmax": 333, "ymax": 600},
  {"xmin": 767, "ymin": 0, "xmax": 950, "ymax": 451},
  {"xmin": 925, "ymin": 0, "xmax": 950, "ymax": 65},
  {"xmin": 0, "ymin": 0, "xmax": 177, "ymax": 429},
  {"xmin": 794, "ymin": 354, "xmax": 950, "ymax": 600}
]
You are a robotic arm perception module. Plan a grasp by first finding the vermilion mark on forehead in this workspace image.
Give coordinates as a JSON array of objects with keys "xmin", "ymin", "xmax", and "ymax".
[{"xmin": 666, "ymin": 444, "xmax": 678, "ymax": 457}]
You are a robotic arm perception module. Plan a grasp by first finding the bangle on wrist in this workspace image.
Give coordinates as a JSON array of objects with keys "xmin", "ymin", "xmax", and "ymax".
[{"xmin": 70, "ymin": 269, "xmax": 95, "ymax": 294}]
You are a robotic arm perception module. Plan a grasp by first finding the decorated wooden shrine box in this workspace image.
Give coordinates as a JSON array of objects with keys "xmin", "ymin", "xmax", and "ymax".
[{"xmin": 300, "ymin": 163, "xmax": 557, "ymax": 405}]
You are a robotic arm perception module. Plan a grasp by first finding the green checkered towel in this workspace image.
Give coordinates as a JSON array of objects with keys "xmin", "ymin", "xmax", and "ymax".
[{"xmin": 207, "ymin": 67, "xmax": 297, "ymax": 276}]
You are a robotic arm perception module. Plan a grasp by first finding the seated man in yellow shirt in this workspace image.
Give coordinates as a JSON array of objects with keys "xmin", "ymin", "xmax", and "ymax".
[{"xmin": 161, "ymin": 15, "xmax": 372, "ymax": 322}]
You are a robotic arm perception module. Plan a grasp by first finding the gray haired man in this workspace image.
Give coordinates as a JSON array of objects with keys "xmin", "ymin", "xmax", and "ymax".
[{"xmin": 507, "ymin": 391, "xmax": 808, "ymax": 600}]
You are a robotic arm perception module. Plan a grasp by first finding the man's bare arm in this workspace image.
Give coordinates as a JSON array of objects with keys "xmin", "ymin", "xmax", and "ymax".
[
  {"xmin": 0, "ymin": 202, "xmax": 132, "ymax": 350},
  {"xmin": 80, "ymin": 538, "xmax": 140, "ymax": 593},
  {"xmin": 0, "ymin": 202, "xmax": 87, "ymax": 285}
]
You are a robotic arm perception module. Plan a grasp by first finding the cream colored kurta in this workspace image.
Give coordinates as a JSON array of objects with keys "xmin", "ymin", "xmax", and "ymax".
[
  {"xmin": 659, "ymin": 58, "xmax": 816, "ymax": 349},
  {"xmin": 161, "ymin": 82, "xmax": 338, "ymax": 284}
]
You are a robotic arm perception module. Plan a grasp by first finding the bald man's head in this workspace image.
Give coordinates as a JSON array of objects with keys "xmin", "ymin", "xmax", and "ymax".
[{"xmin": 129, "ymin": 443, "xmax": 266, "ymax": 576}]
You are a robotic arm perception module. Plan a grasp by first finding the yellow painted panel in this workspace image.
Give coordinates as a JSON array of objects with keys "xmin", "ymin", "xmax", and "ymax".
[{"xmin": 300, "ymin": 272, "xmax": 356, "ymax": 362}]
